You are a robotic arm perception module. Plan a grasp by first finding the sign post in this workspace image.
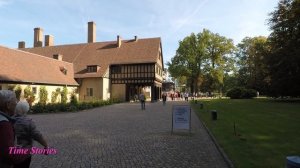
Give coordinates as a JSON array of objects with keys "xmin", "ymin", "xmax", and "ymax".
[{"xmin": 171, "ymin": 105, "xmax": 191, "ymax": 134}]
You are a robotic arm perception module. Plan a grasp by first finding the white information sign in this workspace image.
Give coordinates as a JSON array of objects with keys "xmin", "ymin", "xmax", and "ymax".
[{"xmin": 172, "ymin": 105, "xmax": 191, "ymax": 132}]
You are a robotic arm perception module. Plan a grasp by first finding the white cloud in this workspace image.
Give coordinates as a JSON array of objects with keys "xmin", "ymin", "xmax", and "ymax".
[
  {"xmin": 0, "ymin": 0, "xmax": 12, "ymax": 7},
  {"xmin": 167, "ymin": 0, "xmax": 208, "ymax": 36}
]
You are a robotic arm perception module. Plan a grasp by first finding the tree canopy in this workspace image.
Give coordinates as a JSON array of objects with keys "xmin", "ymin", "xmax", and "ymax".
[
  {"xmin": 167, "ymin": 29, "xmax": 235, "ymax": 94},
  {"xmin": 235, "ymin": 36, "xmax": 270, "ymax": 94},
  {"xmin": 267, "ymin": 0, "xmax": 300, "ymax": 97},
  {"xmin": 167, "ymin": 0, "xmax": 300, "ymax": 97}
]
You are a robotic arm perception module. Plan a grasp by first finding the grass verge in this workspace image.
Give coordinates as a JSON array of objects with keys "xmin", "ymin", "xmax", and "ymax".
[{"xmin": 192, "ymin": 98, "xmax": 300, "ymax": 168}]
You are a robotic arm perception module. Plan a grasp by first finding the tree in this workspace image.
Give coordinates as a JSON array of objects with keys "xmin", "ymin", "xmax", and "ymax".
[
  {"xmin": 51, "ymin": 88, "xmax": 61, "ymax": 103},
  {"xmin": 61, "ymin": 86, "xmax": 68, "ymax": 104},
  {"xmin": 168, "ymin": 29, "xmax": 235, "ymax": 94},
  {"xmin": 204, "ymin": 30, "xmax": 235, "ymax": 94},
  {"xmin": 14, "ymin": 85, "xmax": 22, "ymax": 101},
  {"xmin": 236, "ymin": 36, "xmax": 270, "ymax": 94},
  {"xmin": 167, "ymin": 32, "xmax": 208, "ymax": 93},
  {"xmin": 39, "ymin": 86, "xmax": 48, "ymax": 104},
  {"xmin": 267, "ymin": 0, "xmax": 300, "ymax": 97},
  {"xmin": 24, "ymin": 85, "xmax": 35, "ymax": 107}
]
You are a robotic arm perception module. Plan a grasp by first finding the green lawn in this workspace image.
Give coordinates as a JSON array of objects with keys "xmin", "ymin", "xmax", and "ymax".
[{"xmin": 193, "ymin": 98, "xmax": 300, "ymax": 168}]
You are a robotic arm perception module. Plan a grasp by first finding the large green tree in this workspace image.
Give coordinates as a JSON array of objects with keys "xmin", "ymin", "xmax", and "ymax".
[
  {"xmin": 267, "ymin": 0, "xmax": 300, "ymax": 97},
  {"xmin": 167, "ymin": 32, "xmax": 207, "ymax": 93},
  {"xmin": 236, "ymin": 36, "xmax": 270, "ymax": 94},
  {"xmin": 168, "ymin": 29, "xmax": 235, "ymax": 94},
  {"xmin": 204, "ymin": 30, "xmax": 235, "ymax": 94}
]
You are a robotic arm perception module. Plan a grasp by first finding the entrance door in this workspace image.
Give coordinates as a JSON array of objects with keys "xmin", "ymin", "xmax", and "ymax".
[
  {"xmin": 126, "ymin": 84, "xmax": 154, "ymax": 102},
  {"xmin": 126, "ymin": 85, "xmax": 139, "ymax": 101}
]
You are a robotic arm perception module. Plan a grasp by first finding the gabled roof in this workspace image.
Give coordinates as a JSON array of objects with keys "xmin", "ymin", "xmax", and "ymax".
[
  {"xmin": 0, "ymin": 45, "xmax": 78, "ymax": 86},
  {"xmin": 21, "ymin": 37, "xmax": 162, "ymax": 78}
]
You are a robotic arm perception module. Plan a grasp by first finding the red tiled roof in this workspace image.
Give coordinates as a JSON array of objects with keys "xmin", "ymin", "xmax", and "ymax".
[
  {"xmin": 0, "ymin": 45, "xmax": 78, "ymax": 86},
  {"xmin": 21, "ymin": 38, "xmax": 162, "ymax": 78}
]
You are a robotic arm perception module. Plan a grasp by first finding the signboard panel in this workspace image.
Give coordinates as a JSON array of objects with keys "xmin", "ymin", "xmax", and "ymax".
[{"xmin": 172, "ymin": 105, "xmax": 191, "ymax": 132}]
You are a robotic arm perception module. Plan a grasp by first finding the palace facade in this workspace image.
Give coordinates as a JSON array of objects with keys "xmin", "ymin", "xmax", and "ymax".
[{"xmin": 17, "ymin": 22, "xmax": 164, "ymax": 102}]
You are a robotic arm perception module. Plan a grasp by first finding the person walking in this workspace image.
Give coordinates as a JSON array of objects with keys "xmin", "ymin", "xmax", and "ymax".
[
  {"xmin": 0, "ymin": 90, "xmax": 29, "ymax": 168},
  {"xmin": 13, "ymin": 100, "xmax": 48, "ymax": 168},
  {"xmin": 184, "ymin": 92, "xmax": 189, "ymax": 101},
  {"xmin": 162, "ymin": 93, "xmax": 167, "ymax": 105},
  {"xmin": 139, "ymin": 92, "xmax": 146, "ymax": 110}
]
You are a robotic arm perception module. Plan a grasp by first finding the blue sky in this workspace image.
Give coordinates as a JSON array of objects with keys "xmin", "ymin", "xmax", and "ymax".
[{"xmin": 0, "ymin": 0, "xmax": 278, "ymax": 64}]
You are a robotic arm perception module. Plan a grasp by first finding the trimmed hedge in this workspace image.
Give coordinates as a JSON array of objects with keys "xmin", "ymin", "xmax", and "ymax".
[
  {"xmin": 226, "ymin": 87, "xmax": 257, "ymax": 99},
  {"xmin": 31, "ymin": 99, "xmax": 121, "ymax": 114}
]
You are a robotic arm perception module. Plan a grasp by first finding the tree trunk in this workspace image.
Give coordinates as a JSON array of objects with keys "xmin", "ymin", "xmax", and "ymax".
[{"xmin": 190, "ymin": 78, "xmax": 194, "ymax": 93}]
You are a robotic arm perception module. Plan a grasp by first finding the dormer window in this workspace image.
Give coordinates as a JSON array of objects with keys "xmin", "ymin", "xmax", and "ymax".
[
  {"xmin": 87, "ymin": 65, "xmax": 100, "ymax": 73},
  {"xmin": 59, "ymin": 66, "xmax": 67, "ymax": 75}
]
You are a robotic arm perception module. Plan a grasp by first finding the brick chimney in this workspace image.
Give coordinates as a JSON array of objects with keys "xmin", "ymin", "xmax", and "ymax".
[
  {"xmin": 117, "ymin": 35, "xmax": 122, "ymax": 48},
  {"xmin": 88, "ymin": 21, "xmax": 96, "ymax": 43},
  {"xmin": 45, "ymin": 35, "xmax": 54, "ymax": 47},
  {"xmin": 53, "ymin": 54, "xmax": 63, "ymax": 61},
  {"xmin": 18, "ymin": 41, "xmax": 25, "ymax": 48},
  {"xmin": 34, "ymin": 27, "xmax": 43, "ymax": 47}
]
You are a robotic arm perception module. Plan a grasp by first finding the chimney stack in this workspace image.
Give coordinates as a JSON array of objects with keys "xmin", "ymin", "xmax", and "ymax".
[
  {"xmin": 134, "ymin": 36, "xmax": 138, "ymax": 42},
  {"xmin": 53, "ymin": 54, "xmax": 63, "ymax": 61},
  {"xmin": 18, "ymin": 41, "xmax": 25, "ymax": 48},
  {"xmin": 34, "ymin": 27, "xmax": 43, "ymax": 47},
  {"xmin": 88, "ymin": 21, "xmax": 96, "ymax": 43},
  {"xmin": 117, "ymin": 35, "xmax": 122, "ymax": 48},
  {"xmin": 45, "ymin": 35, "xmax": 54, "ymax": 47}
]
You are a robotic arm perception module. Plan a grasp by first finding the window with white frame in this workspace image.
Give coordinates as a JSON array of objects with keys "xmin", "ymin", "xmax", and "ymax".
[
  {"xmin": 87, "ymin": 65, "xmax": 99, "ymax": 73},
  {"xmin": 86, "ymin": 88, "xmax": 93, "ymax": 97}
]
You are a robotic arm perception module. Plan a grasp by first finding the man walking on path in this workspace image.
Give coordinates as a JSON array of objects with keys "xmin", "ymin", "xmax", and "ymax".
[
  {"xmin": 162, "ymin": 93, "xmax": 167, "ymax": 105},
  {"xmin": 139, "ymin": 92, "xmax": 146, "ymax": 110}
]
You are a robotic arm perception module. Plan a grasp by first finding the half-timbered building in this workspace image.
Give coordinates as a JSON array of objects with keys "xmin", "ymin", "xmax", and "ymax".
[{"xmin": 20, "ymin": 22, "xmax": 164, "ymax": 102}]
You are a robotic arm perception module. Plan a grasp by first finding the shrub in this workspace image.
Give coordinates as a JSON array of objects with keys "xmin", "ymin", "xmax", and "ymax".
[
  {"xmin": 70, "ymin": 92, "xmax": 78, "ymax": 105},
  {"xmin": 39, "ymin": 86, "xmax": 48, "ymax": 104},
  {"xmin": 227, "ymin": 87, "xmax": 243, "ymax": 99},
  {"xmin": 227, "ymin": 87, "xmax": 257, "ymax": 99},
  {"xmin": 31, "ymin": 99, "xmax": 121, "ymax": 114},
  {"xmin": 51, "ymin": 88, "xmax": 60, "ymax": 103},
  {"xmin": 61, "ymin": 86, "xmax": 68, "ymax": 104},
  {"xmin": 67, "ymin": 105, "xmax": 77, "ymax": 112},
  {"xmin": 14, "ymin": 85, "xmax": 22, "ymax": 101},
  {"xmin": 7, "ymin": 84, "xmax": 16, "ymax": 91},
  {"xmin": 242, "ymin": 89, "xmax": 257, "ymax": 99},
  {"xmin": 31, "ymin": 103, "xmax": 45, "ymax": 114},
  {"xmin": 24, "ymin": 85, "xmax": 35, "ymax": 107}
]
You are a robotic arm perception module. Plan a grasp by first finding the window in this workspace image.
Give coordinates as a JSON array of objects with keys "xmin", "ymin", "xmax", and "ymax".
[
  {"xmin": 112, "ymin": 66, "xmax": 121, "ymax": 73},
  {"xmin": 87, "ymin": 65, "xmax": 98, "ymax": 73},
  {"xmin": 0, "ymin": 85, "xmax": 2, "ymax": 90},
  {"xmin": 86, "ymin": 88, "xmax": 93, "ymax": 97},
  {"xmin": 32, "ymin": 87, "xmax": 37, "ymax": 94},
  {"xmin": 59, "ymin": 66, "xmax": 67, "ymax": 75}
]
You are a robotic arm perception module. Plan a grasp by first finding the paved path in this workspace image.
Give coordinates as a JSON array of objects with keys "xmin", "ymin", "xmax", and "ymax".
[{"xmin": 29, "ymin": 101, "xmax": 229, "ymax": 168}]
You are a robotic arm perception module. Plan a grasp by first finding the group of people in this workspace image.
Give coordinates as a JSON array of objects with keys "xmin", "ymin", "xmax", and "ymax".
[
  {"xmin": 0, "ymin": 90, "xmax": 48, "ymax": 168},
  {"xmin": 138, "ymin": 91, "xmax": 197, "ymax": 109},
  {"xmin": 162, "ymin": 92, "xmax": 191, "ymax": 102},
  {"xmin": 137, "ymin": 91, "xmax": 194, "ymax": 109}
]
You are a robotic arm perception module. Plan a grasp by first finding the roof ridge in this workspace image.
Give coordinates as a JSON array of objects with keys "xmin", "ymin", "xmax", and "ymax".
[
  {"xmin": 0, "ymin": 45, "xmax": 74, "ymax": 65},
  {"xmin": 23, "ymin": 37, "xmax": 161, "ymax": 48}
]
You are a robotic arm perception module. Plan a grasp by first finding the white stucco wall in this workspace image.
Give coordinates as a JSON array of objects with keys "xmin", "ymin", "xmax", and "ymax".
[{"xmin": 0, "ymin": 83, "xmax": 78, "ymax": 104}]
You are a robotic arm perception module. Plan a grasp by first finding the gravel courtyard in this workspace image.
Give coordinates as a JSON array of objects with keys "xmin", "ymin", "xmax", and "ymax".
[{"xmin": 29, "ymin": 101, "xmax": 229, "ymax": 168}]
